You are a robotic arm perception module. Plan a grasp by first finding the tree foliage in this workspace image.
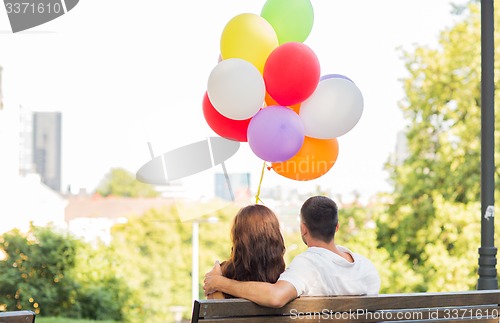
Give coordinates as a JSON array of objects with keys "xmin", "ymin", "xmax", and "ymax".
[
  {"xmin": 95, "ymin": 168, "xmax": 159, "ymax": 198},
  {"xmin": 73, "ymin": 242, "xmax": 131, "ymax": 321},
  {"xmin": 0, "ymin": 226, "xmax": 130, "ymax": 320},
  {"xmin": 378, "ymin": 1, "xmax": 500, "ymax": 291},
  {"xmin": 109, "ymin": 206, "xmax": 191, "ymax": 322},
  {"xmin": 109, "ymin": 202, "xmax": 238, "ymax": 322},
  {"xmin": 0, "ymin": 226, "xmax": 80, "ymax": 316}
]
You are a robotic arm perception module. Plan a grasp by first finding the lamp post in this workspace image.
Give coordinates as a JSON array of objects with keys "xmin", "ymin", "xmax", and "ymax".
[
  {"xmin": 192, "ymin": 221, "xmax": 199, "ymax": 304},
  {"xmin": 192, "ymin": 216, "xmax": 218, "ymax": 304},
  {"xmin": 477, "ymin": 0, "xmax": 497, "ymax": 290}
]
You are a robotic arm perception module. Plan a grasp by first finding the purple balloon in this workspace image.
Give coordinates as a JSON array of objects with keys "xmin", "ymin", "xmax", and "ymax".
[
  {"xmin": 247, "ymin": 106, "xmax": 305, "ymax": 162},
  {"xmin": 320, "ymin": 74, "xmax": 354, "ymax": 83}
]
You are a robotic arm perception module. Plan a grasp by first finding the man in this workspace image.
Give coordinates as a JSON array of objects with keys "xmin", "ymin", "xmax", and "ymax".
[{"xmin": 203, "ymin": 195, "xmax": 381, "ymax": 308}]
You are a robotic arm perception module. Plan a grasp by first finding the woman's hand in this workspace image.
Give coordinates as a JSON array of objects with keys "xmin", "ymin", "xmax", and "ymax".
[{"xmin": 203, "ymin": 260, "xmax": 222, "ymax": 296}]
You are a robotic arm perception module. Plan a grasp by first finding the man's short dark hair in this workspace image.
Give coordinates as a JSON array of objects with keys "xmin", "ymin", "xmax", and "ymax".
[{"xmin": 300, "ymin": 196, "xmax": 338, "ymax": 243}]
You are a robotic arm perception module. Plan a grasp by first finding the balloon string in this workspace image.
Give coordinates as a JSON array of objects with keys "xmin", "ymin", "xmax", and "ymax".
[{"xmin": 255, "ymin": 161, "xmax": 267, "ymax": 204}]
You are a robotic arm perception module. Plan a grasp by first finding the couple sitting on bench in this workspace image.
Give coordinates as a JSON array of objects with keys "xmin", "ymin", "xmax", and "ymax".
[{"xmin": 203, "ymin": 195, "xmax": 381, "ymax": 308}]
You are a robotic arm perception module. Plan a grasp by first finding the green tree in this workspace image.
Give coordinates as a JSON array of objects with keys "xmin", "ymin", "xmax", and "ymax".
[
  {"xmin": 416, "ymin": 196, "xmax": 481, "ymax": 291},
  {"xmin": 110, "ymin": 205, "xmax": 192, "ymax": 322},
  {"xmin": 337, "ymin": 197, "xmax": 424, "ymax": 293},
  {"xmin": 96, "ymin": 168, "xmax": 159, "ymax": 197},
  {"xmin": 197, "ymin": 204, "xmax": 238, "ymax": 298},
  {"xmin": 379, "ymin": 1, "xmax": 500, "ymax": 291},
  {"xmin": 0, "ymin": 226, "xmax": 131, "ymax": 320},
  {"xmin": 0, "ymin": 226, "xmax": 80, "ymax": 316},
  {"xmin": 73, "ymin": 242, "xmax": 131, "ymax": 321}
]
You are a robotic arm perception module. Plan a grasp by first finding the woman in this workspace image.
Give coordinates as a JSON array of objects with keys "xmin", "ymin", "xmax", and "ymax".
[{"xmin": 208, "ymin": 204, "xmax": 286, "ymax": 299}]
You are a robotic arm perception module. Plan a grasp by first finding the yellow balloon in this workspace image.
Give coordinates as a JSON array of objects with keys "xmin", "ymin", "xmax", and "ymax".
[{"xmin": 220, "ymin": 13, "xmax": 279, "ymax": 74}]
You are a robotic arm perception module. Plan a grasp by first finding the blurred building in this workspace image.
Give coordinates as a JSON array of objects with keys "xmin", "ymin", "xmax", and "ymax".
[
  {"xmin": 33, "ymin": 111, "xmax": 62, "ymax": 192},
  {"xmin": 0, "ymin": 106, "xmax": 66, "ymax": 235},
  {"xmin": 18, "ymin": 105, "xmax": 33, "ymax": 175},
  {"xmin": 64, "ymin": 193, "xmax": 234, "ymax": 244},
  {"xmin": 214, "ymin": 172, "xmax": 251, "ymax": 201},
  {"xmin": 0, "ymin": 65, "xmax": 66, "ymax": 235},
  {"xmin": 65, "ymin": 193, "xmax": 175, "ymax": 245},
  {"xmin": 0, "ymin": 66, "xmax": 3, "ymax": 111}
]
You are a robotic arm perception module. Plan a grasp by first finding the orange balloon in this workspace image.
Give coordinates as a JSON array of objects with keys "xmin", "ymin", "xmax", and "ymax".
[
  {"xmin": 272, "ymin": 136, "xmax": 339, "ymax": 181},
  {"xmin": 289, "ymin": 102, "xmax": 301, "ymax": 114},
  {"xmin": 265, "ymin": 91, "xmax": 301, "ymax": 113}
]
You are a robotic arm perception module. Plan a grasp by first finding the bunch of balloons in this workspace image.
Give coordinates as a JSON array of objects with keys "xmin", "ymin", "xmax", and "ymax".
[{"xmin": 202, "ymin": 0, "xmax": 364, "ymax": 181}]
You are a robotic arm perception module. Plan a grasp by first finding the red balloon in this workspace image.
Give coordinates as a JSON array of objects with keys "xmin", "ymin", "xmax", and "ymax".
[
  {"xmin": 263, "ymin": 42, "xmax": 320, "ymax": 106},
  {"xmin": 202, "ymin": 92, "xmax": 251, "ymax": 142}
]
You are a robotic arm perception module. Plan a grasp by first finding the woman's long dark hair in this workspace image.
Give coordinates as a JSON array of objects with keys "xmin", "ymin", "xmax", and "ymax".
[{"xmin": 221, "ymin": 204, "xmax": 286, "ymax": 286}]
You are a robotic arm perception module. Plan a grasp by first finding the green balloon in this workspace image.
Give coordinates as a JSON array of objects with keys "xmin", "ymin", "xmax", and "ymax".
[{"xmin": 261, "ymin": 0, "xmax": 314, "ymax": 44}]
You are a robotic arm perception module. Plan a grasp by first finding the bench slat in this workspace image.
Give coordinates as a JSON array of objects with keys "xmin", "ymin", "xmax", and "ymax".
[
  {"xmin": 196, "ymin": 290, "xmax": 500, "ymax": 319},
  {"xmin": 196, "ymin": 307, "xmax": 500, "ymax": 323},
  {"xmin": 193, "ymin": 290, "xmax": 500, "ymax": 322},
  {"xmin": 0, "ymin": 310, "xmax": 36, "ymax": 323},
  {"xmin": 199, "ymin": 318, "xmax": 499, "ymax": 323}
]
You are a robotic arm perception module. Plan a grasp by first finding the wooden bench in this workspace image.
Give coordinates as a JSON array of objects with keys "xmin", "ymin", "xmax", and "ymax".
[
  {"xmin": 191, "ymin": 290, "xmax": 500, "ymax": 322},
  {"xmin": 0, "ymin": 311, "xmax": 35, "ymax": 323}
]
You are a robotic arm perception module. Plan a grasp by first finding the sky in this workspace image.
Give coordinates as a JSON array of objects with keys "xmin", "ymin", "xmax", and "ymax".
[{"xmin": 0, "ymin": 0, "xmax": 468, "ymax": 202}]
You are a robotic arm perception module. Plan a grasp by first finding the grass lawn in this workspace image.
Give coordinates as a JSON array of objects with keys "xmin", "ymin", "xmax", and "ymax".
[{"xmin": 36, "ymin": 318, "xmax": 119, "ymax": 323}]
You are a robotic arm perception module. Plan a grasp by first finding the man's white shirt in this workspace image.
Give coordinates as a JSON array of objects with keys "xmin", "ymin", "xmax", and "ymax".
[{"xmin": 278, "ymin": 246, "xmax": 381, "ymax": 297}]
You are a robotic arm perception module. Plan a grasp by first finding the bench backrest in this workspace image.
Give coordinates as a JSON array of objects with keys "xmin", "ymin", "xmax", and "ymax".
[
  {"xmin": 192, "ymin": 290, "xmax": 500, "ymax": 322},
  {"xmin": 0, "ymin": 311, "xmax": 35, "ymax": 323}
]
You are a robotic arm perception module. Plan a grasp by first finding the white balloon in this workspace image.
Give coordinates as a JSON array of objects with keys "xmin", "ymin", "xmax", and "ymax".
[
  {"xmin": 207, "ymin": 58, "xmax": 265, "ymax": 120},
  {"xmin": 299, "ymin": 78, "xmax": 364, "ymax": 139}
]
